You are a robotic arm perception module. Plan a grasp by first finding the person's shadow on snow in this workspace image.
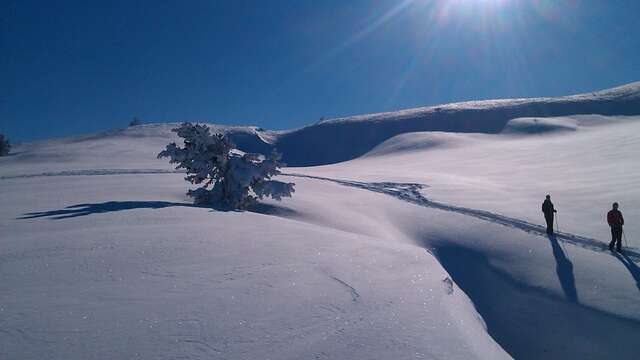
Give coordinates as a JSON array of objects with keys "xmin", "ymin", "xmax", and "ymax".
[
  {"xmin": 19, "ymin": 201, "xmax": 296, "ymax": 220},
  {"xmin": 548, "ymin": 234, "xmax": 579, "ymax": 303},
  {"xmin": 614, "ymin": 252, "xmax": 640, "ymax": 292}
]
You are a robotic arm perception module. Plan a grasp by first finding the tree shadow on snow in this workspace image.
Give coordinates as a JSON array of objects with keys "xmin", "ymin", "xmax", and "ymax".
[
  {"xmin": 547, "ymin": 234, "xmax": 579, "ymax": 303},
  {"xmin": 18, "ymin": 201, "xmax": 203, "ymax": 220},
  {"xmin": 19, "ymin": 201, "xmax": 298, "ymax": 220}
]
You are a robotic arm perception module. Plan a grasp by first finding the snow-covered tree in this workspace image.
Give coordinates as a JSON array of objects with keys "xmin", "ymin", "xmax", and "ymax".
[
  {"xmin": 129, "ymin": 117, "xmax": 142, "ymax": 127},
  {"xmin": 158, "ymin": 123, "xmax": 295, "ymax": 208},
  {"xmin": 0, "ymin": 134, "xmax": 10, "ymax": 156}
]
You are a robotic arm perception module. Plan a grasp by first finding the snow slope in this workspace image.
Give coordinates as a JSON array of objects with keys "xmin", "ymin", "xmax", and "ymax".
[
  {"xmin": 0, "ymin": 123, "xmax": 272, "ymax": 179},
  {"xmin": 0, "ymin": 127, "xmax": 507, "ymax": 359},
  {"xmin": 1, "ymin": 158, "xmax": 507, "ymax": 359},
  {"xmin": 294, "ymin": 114, "xmax": 640, "ymax": 358},
  {"xmin": 304, "ymin": 114, "xmax": 640, "ymax": 247},
  {"xmin": 273, "ymin": 81, "xmax": 640, "ymax": 166},
  {"xmin": 2, "ymin": 84, "xmax": 640, "ymax": 359}
]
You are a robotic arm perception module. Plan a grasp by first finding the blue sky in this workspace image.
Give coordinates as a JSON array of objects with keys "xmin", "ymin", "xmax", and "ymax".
[{"xmin": 2, "ymin": 0, "xmax": 640, "ymax": 142}]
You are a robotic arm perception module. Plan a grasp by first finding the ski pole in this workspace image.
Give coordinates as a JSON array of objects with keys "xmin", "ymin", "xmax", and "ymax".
[
  {"xmin": 555, "ymin": 212, "xmax": 569, "ymax": 252},
  {"xmin": 623, "ymin": 229, "xmax": 629, "ymax": 248}
]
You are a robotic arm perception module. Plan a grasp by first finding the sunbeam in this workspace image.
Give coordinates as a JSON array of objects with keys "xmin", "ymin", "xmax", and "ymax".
[{"xmin": 304, "ymin": 0, "xmax": 416, "ymax": 72}]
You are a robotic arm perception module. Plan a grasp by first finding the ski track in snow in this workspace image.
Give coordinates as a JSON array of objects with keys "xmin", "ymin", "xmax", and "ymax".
[
  {"xmin": 284, "ymin": 173, "xmax": 640, "ymax": 262},
  {"xmin": 325, "ymin": 274, "xmax": 360, "ymax": 302},
  {"xmin": 5, "ymin": 167, "xmax": 637, "ymax": 262},
  {"xmin": 0, "ymin": 169, "xmax": 184, "ymax": 180}
]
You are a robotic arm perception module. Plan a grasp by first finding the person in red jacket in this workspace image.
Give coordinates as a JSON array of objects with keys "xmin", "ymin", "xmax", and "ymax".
[{"xmin": 607, "ymin": 202, "xmax": 625, "ymax": 252}]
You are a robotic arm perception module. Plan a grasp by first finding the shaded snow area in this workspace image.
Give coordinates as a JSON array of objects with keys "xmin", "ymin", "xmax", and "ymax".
[{"xmin": 2, "ymin": 84, "xmax": 640, "ymax": 359}]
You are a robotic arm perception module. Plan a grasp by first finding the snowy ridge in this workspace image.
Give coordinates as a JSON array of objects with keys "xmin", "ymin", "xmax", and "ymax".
[
  {"xmin": 274, "ymin": 81, "xmax": 640, "ymax": 165},
  {"xmin": 317, "ymin": 81, "xmax": 640, "ymax": 125},
  {"xmin": 7, "ymin": 81, "xmax": 640, "ymax": 169}
]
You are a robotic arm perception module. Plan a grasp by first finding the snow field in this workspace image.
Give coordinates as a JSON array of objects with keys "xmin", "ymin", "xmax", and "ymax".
[
  {"xmin": 1, "ymin": 174, "xmax": 508, "ymax": 359},
  {"xmin": 2, "ymin": 82, "xmax": 640, "ymax": 358}
]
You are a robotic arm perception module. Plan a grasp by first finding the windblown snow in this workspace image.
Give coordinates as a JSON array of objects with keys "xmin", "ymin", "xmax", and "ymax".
[{"xmin": 2, "ymin": 82, "xmax": 640, "ymax": 359}]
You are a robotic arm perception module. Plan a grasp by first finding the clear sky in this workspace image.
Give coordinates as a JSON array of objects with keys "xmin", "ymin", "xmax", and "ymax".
[{"xmin": 2, "ymin": 0, "xmax": 640, "ymax": 142}]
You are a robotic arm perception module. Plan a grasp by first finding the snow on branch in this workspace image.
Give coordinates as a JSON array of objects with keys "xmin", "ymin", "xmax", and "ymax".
[
  {"xmin": 0, "ymin": 134, "xmax": 10, "ymax": 156},
  {"xmin": 158, "ymin": 123, "xmax": 295, "ymax": 208}
]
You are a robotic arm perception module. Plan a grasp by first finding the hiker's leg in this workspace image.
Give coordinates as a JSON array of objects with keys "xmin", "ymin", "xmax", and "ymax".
[
  {"xmin": 615, "ymin": 228, "xmax": 623, "ymax": 251},
  {"xmin": 610, "ymin": 227, "xmax": 617, "ymax": 250}
]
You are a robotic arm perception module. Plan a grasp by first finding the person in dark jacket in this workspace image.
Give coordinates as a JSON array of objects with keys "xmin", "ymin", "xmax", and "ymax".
[
  {"xmin": 607, "ymin": 202, "xmax": 625, "ymax": 252},
  {"xmin": 542, "ymin": 195, "xmax": 557, "ymax": 234}
]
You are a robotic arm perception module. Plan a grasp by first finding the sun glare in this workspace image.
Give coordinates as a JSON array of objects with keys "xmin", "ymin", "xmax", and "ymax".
[{"xmin": 446, "ymin": 0, "xmax": 510, "ymax": 12}]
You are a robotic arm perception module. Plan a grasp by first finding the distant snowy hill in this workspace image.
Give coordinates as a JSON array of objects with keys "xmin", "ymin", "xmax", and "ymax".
[
  {"xmin": 7, "ymin": 81, "xmax": 640, "ymax": 170},
  {"xmin": 273, "ymin": 81, "xmax": 640, "ymax": 165},
  {"xmin": 1, "ymin": 123, "xmax": 272, "ymax": 178}
]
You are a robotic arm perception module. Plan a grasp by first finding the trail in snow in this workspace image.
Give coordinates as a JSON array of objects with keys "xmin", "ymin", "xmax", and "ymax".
[
  {"xmin": 0, "ymin": 169, "xmax": 184, "ymax": 180},
  {"xmin": 284, "ymin": 173, "xmax": 640, "ymax": 262},
  {"xmin": 326, "ymin": 275, "xmax": 360, "ymax": 302},
  {"xmin": 8, "ymin": 167, "xmax": 637, "ymax": 261}
]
